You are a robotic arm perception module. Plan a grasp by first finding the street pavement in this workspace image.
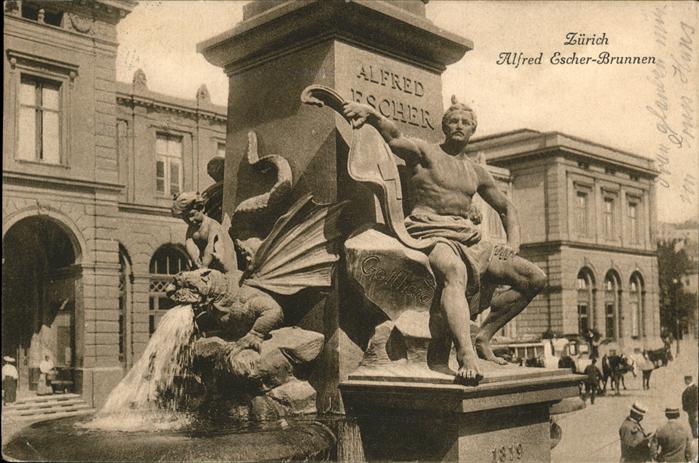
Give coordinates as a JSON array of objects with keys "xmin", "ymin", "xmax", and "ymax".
[
  {"xmin": 4, "ymin": 340, "xmax": 697, "ymax": 461},
  {"xmin": 552, "ymin": 339, "xmax": 699, "ymax": 463}
]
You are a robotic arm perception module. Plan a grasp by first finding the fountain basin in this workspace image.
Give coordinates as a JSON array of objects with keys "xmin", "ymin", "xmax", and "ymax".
[{"xmin": 3, "ymin": 415, "xmax": 335, "ymax": 462}]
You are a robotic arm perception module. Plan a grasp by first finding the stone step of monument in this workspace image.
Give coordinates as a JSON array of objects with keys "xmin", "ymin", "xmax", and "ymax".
[
  {"xmin": 4, "ymin": 394, "xmax": 83, "ymax": 410},
  {"xmin": 3, "ymin": 394, "xmax": 94, "ymax": 420},
  {"xmin": 10, "ymin": 393, "xmax": 82, "ymax": 406},
  {"xmin": 4, "ymin": 402, "xmax": 94, "ymax": 419},
  {"xmin": 4, "ymin": 407, "xmax": 96, "ymax": 423},
  {"xmin": 5, "ymin": 398, "xmax": 88, "ymax": 413}
]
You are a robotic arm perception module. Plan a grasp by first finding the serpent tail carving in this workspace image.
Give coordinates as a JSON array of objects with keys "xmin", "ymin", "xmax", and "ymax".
[{"xmin": 233, "ymin": 131, "xmax": 293, "ymax": 216}]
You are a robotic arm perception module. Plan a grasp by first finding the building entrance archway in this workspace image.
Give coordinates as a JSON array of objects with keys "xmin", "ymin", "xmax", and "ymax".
[{"xmin": 2, "ymin": 216, "xmax": 81, "ymax": 395}]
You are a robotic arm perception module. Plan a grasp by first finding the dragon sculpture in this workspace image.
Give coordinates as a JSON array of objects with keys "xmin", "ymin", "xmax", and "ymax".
[{"xmin": 168, "ymin": 130, "xmax": 345, "ymax": 356}]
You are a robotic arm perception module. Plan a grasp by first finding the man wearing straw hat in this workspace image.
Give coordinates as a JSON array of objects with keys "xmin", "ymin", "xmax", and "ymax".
[
  {"xmin": 619, "ymin": 401, "xmax": 652, "ymax": 462},
  {"xmin": 2, "ymin": 355, "xmax": 19, "ymax": 405},
  {"xmin": 652, "ymin": 406, "xmax": 695, "ymax": 462}
]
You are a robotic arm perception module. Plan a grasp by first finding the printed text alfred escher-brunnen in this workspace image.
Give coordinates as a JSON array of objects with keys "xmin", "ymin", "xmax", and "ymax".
[{"xmin": 496, "ymin": 33, "xmax": 656, "ymax": 68}]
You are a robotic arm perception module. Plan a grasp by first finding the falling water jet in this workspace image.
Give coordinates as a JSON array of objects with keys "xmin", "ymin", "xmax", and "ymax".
[{"xmin": 80, "ymin": 305, "xmax": 196, "ymax": 432}]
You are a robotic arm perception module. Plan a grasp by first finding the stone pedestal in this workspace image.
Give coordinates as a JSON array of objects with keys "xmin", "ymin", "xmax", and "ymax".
[
  {"xmin": 340, "ymin": 365, "xmax": 582, "ymax": 462},
  {"xmin": 199, "ymin": 0, "xmax": 473, "ymax": 412}
]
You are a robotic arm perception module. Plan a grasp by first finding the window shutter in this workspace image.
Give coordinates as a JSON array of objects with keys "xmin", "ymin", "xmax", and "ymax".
[{"xmin": 156, "ymin": 160, "xmax": 165, "ymax": 192}]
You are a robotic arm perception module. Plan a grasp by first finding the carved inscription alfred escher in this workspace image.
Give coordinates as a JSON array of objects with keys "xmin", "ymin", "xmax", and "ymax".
[
  {"xmin": 360, "ymin": 255, "xmax": 436, "ymax": 305},
  {"xmin": 350, "ymin": 63, "xmax": 435, "ymax": 131}
]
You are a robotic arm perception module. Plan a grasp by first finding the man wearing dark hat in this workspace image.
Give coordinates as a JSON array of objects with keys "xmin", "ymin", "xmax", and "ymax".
[
  {"xmin": 652, "ymin": 406, "xmax": 695, "ymax": 462},
  {"xmin": 619, "ymin": 401, "xmax": 651, "ymax": 462},
  {"xmin": 682, "ymin": 375, "xmax": 698, "ymax": 438},
  {"xmin": 583, "ymin": 357, "xmax": 602, "ymax": 404},
  {"xmin": 2, "ymin": 355, "xmax": 19, "ymax": 405}
]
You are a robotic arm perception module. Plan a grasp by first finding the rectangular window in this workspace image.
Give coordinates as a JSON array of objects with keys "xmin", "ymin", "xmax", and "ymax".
[
  {"xmin": 603, "ymin": 198, "xmax": 615, "ymax": 240},
  {"xmin": 155, "ymin": 133, "xmax": 183, "ymax": 195},
  {"xmin": 18, "ymin": 75, "xmax": 61, "ymax": 164},
  {"xmin": 628, "ymin": 202, "xmax": 639, "ymax": 243},
  {"xmin": 605, "ymin": 302, "xmax": 615, "ymax": 338},
  {"xmin": 575, "ymin": 192, "xmax": 588, "ymax": 237},
  {"xmin": 630, "ymin": 302, "xmax": 639, "ymax": 337},
  {"xmin": 578, "ymin": 304, "xmax": 589, "ymax": 333}
]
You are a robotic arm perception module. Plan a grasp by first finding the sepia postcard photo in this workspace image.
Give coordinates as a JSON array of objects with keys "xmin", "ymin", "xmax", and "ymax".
[{"xmin": 2, "ymin": 1, "xmax": 698, "ymax": 462}]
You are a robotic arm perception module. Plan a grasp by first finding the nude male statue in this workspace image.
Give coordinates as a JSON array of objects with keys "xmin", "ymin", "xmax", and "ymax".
[
  {"xmin": 343, "ymin": 98, "xmax": 547, "ymax": 383},
  {"xmin": 171, "ymin": 192, "xmax": 237, "ymax": 274}
]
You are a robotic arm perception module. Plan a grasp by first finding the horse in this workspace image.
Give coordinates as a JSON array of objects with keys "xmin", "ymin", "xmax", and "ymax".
[
  {"xmin": 646, "ymin": 347, "xmax": 672, "ymax": 367},
  {"xmin": 601, "ymin": 354, "xmax": 634, "ymax": 395}
]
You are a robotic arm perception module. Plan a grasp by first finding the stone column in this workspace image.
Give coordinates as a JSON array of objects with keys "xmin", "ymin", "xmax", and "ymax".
[{"xmin": 199, "ymin": 0, "xmax": 472, "ymax": 412}]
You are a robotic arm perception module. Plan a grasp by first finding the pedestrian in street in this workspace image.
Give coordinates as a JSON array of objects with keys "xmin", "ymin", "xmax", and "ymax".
[
  {"xmin": 651, "ymin": 406, "xmax": 695, "ymax": 462},
  {"xmin": 639, "ymin": 351, "xmax": 654, "ymax": 391},
  {"xmin": 2, "ymin": 356, "xmax": 19, "ymax": 405},
  {"xmin": 583, "ymin": 357, "xmax": 602, "ymax": 404},
  {"xmin": 38, "ymin": 354, "xmax": 55, "ymax": 395},
  {"xmin": 619, "ymin": 401, "xmax": 652, "ymax": 463},
  {"xmin": 682, "ymin": 375, "xmax": 698, "ymax": 439},
  {"xmin": 591, "ymin": 329, "xmax": 602, "ymax": 361}
]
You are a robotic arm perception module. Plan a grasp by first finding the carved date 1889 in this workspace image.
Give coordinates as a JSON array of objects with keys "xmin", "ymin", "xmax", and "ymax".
[{"xmin": 491, "ymin": 443, "xmax": 523, "ymax": 463}]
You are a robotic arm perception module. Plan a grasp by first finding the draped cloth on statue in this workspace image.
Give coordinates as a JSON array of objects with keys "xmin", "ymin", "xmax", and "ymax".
[
  {"xmin": 404, "ymin": 212, "xmax": 495, "ymax": 312},
  {"xmin": 300, "ymin": 84, "xmax": 498, "ymax": 311}
]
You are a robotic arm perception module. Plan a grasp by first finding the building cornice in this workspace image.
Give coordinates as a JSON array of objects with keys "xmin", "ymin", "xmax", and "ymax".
[
  {"xmin": 469, "ymin": 130, "xmax": 658, "ymax": 177},
  {"xmin": 521, "ymin": 240, "xmax": 657, "ymax": 257},
  {"xmin": 116, "ymin": 85, "xmax": 227, "ymax": 123},
  {"xmin": 118, "ymin": 202, "xmax": 176, "ymax": 218},
  {"xmin": 198, "ymin": 0, "xmax": 472, "ymax": 74},
  {"xmin": 3, "ymin": 170, "xmax": 123, "ymax": 193}
]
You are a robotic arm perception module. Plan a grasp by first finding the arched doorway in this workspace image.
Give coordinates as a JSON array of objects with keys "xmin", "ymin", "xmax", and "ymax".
[
  {"xmin": 604, "ymin": 271, "xmax": 621, "ymax": 340},
  {"xmin": 629, "ymin": 272, "xmax": 644, "ymax": 339},
  {"xmin": 2, "ymin": 216, "xmax": 81, "ymax": 395},
  {"xmin": 576, "ymin": 268, "xmax": 595, "ymax": 334},
  {"xmin": 118, "ymin": 245, "xmax": 134, "ymax": 369},
  {"xmin": 148, "ymin": 244, "xmax": 190, "ymax": 336}
]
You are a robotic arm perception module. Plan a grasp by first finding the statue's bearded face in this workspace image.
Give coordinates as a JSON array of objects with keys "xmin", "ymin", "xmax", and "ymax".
[{"xmin": 442, "ymin": 110, "xmax": 475, "ymax": 143}]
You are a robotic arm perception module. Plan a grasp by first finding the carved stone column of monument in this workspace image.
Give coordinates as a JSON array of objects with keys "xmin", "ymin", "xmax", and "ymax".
[
  {"xmin": 198, "ymin": 0, "xmax": 472, "ymax": 414},
  {"xmin": 199, "ymin": 3, "xmax": 584, "ymax": 462}
]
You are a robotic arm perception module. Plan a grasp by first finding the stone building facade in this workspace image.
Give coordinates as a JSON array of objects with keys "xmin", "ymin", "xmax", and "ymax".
[
  {"xmin": 468, "ymin": 130, "xmax": 661, "ymax": 348},
  {"xmin": 2, "ymin": 0, "xmax": 226, "ymax": 407},
  {"xmin": 3, "ymin": 1, "xmax": 662, "ymax": 408}
]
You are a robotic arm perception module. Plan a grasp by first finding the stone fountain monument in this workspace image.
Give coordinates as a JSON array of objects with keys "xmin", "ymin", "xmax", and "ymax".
[
  {"xmin": 195, "ymin": 1, "xmax": 582, "ymax": 461},
  {"xmin": 4, "ymin": 2, "xmax": 583, "ymax": 462}
]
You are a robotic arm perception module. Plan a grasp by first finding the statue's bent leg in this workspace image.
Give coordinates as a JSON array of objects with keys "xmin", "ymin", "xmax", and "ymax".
[
  {"xmin": 477, "ymin": 256, "xmax": 546, "ymax": 364},
  {"xmin": 429, "ymin": 243, "xmax": 482, "ymax": 384}
]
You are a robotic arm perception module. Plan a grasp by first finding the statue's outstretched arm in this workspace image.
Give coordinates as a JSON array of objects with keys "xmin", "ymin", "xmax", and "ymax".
[{"xmin": 301, "ymin": 85, "xmax": 421, "ymax": 163}]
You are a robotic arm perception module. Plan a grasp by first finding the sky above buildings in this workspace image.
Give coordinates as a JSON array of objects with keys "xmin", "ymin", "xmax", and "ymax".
[{"xmin": 116, "ymin": 1, "xmax": 698, "ymax": 223}]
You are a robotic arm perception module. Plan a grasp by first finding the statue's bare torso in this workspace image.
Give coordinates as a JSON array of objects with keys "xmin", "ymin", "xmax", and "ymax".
[
  {"xmin": 407, "ymin": 145, "xmax": 482, "ymax": 217},
  {"xmin": 342, "ymin": 100, "xmax": 546, "ymax": 385}
]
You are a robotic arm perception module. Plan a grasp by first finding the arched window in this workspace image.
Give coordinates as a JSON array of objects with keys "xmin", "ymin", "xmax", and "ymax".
[
  {"xmin": 577, "ymin": 269, "xmax": 595, "ymax": 334},
  {"xmin": 118, "ymin": 246, "xmax": 133, "ymax": 367},
  {"xmin": 149, "ymin": 245, "xmax": 190, "ymax": 335},
  {"xmin": 604, "ymin": 272, "xmax": 620, "ymax": 339},
  {"xmin": 629, "ymin": 273, "xmax": 644, "ymax": 338}
]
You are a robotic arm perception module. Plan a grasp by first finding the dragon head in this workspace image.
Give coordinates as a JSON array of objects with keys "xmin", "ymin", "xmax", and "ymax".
[{"xmin": 166, "ymin": 268, "xmax": 222, "ymax": 305}]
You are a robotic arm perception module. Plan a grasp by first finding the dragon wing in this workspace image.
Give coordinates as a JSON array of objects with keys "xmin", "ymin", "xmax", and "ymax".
[{"xmin": 242, "ymin": 194, "xmax": 346, "ymax": 295}]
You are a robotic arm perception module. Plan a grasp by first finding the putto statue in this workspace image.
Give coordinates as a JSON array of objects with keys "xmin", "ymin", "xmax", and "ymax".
[
  {"xmin": 171, "ymin": 192, "xmax": 238, "ymax": 274},
  {"xmin": 167, "ymin": 195, "xmax": 345, "ymax": 354},
  {"xmin": 303, "ymin": 87, "xmax": 547, "ymax": 384},
  {"xmin": 167, "ymin": 133, "xmax": 345, "ymax": 418}
]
